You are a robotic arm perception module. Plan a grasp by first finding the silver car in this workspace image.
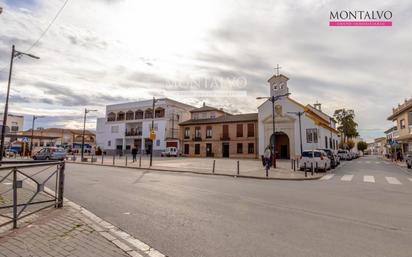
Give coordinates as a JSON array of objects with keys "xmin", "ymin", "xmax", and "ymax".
[
  {"xmin": 406, "ymin": 153, "xmax": 412, "ymax": 169},
  {"xmin": 33, "ymin": 147, "xmax": 66, "ymax": 161}
]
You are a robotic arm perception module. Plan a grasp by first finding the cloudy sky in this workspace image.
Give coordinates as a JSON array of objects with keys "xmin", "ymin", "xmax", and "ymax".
[{"xmin": 0, "ymin": 0, "xmax": 411, "ymax": 141}]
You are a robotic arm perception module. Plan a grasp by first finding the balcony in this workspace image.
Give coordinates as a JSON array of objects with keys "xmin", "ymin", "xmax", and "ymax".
[
  {"xmin": 192, "ymin": 137, "xmax": 202, "ymax": 142},
  {"xmin": 125, "ymin": 130, "xmax": 142, "ymax": 137},
  {"xmin": 220, "ymin": 134, "xmax": 230, "ymax": 141}
]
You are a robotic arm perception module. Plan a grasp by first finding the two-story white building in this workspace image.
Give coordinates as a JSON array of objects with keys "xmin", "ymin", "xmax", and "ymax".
[
  {"xmin": 96, "ymin": 98, "xmax": 195, "ymax": 155},
  {"xmin": 258, "ymin": 73, "xmax": 340, "ymax": 158}
]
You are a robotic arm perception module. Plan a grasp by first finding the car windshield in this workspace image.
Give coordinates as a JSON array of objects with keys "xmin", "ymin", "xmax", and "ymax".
[{"xmin": 302, "ymin": 151, "xmax": 321, "ymax": 158}]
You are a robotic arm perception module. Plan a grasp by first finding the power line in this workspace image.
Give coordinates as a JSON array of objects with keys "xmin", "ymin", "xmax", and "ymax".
[{"xmin": 0, "ymin": 0, "xmax": 70, "ymax": 73}]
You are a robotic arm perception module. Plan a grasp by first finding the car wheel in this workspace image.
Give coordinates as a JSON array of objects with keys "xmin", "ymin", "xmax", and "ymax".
[
  {"xmin": 45, "ymin": 157, "xmax": 50, "ymax": 160},
  {"xmin": 408, "ymin": 164, "xmax": 411, "ymax": 169},
  {"xmin": 33, "ymin": 156, "xmax": 37, "ymax": 160}
]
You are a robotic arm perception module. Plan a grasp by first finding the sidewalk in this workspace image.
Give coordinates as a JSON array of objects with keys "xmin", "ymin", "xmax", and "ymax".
[
  {"xmin": 379, "ymin": 156, "xmax": 408, "ymax": 168},
  {"xmin": 67, "ymin": 155, "xmax": 323, "ymax": 180}
]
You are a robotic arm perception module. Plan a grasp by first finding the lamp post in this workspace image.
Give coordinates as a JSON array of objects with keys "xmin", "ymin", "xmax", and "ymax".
[
  {"xmin": 81, "ymin": 108, "xmax": 97, "ymax": 161},
  {"xmin": 30, "ymin": 115, "xmax": 45, "ymax": 156},
  {"xmin": 287, "ymin": 111, "xmax": 305, "ymax": 156},
  {"xmin": 0, "ymin": 45, "xmax": 39, "ymax": 161},
  {"xmin": 149, "ymin": 97, "xmax": 159, "ymax": 167},
  {"xmin": 257, "ymin": 92, "xmax": 290, "ymax": 168}
]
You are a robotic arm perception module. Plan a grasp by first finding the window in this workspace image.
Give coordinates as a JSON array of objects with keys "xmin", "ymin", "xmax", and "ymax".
[
  {"xmin": 236, "ymin": 124, "xmax": 243, "ymax": 137},
  {"xmin": 184, "ymin": 128, "xmax": 190, "ymax": 139},
  {"xmin": 400, "ymin": 119, "xmax": 406, "ymax": 129},
  {"xmin": 117, "ymin": 112, "xmax": 125, "ymax": 121},
  {"xmin": 184, "ymin": 144, "xmax": 189, "ymax": 154},
  {"xmin": 195, "ymin": 127, "xmax": 201, "ymax": 138},
  {"xmin": 126, "ymin": 110, "xmax": 134, "ymax": 120},
  {"xmin": 107, "ymin": 112, "xmax": 116, "ymax": 122},
  {"xmin": 135, "ymin": 110, "xmax": 143, "ymax": 119},
  {"xmin": 156, "ymin": 140, "xmax": 160, "ymax": 146},
  {"xmin": 210, "ymin": 112, "xmax": 216, "ymax": 118},
  {"xmin": 111, "ymin": 126, "xmax": 119, "ymax": 133},
  {"xmin": 195, "ymin": 144, "xmax": 200, "ymax": 154},
  {"xmin": 248, "ymin": 143, "xmax": 254, "ymax": 154},
  {"xmin": 247, "ymin": 123, "xmax": 254, "ymax": 137},
  {"xmin": 108, "ymin": 140, "xmax": 111, "ymax": 147},
  {"xmin": 330, "ymin": 138, "xmax": 333, "ymax": 149},
  {"xmin": 206, "ymin": 126, "xmax": 212, "ymax": 138},
  {"xmin": 409, "ymin": 111, "xmax": 412, "ymax": 125},
  {"xmin": 155, "ymin": 108, "xmax": 165, "ymax": 118},
  {"xmin": 325, "ymin": 136, "xmax": 328, "ymax": 148},
  {"xmin": 306, "ymin": 128, "xmax": 318, "ymax": 143},
  {"xmin": 193, "ymin": 113, "xmax": 199, "ymax": 119},
  {"xmin": 237, "ymin": 143, "xmax": 243, "ymax": 154},
  {"xmin": 145, "ymin": 109, "xmax": 153, "ymax": 119}
]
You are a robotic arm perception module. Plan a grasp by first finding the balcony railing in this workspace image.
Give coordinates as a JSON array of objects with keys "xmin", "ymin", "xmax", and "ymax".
[
  {"xmin": 192, "ymin": 137, "xmax": 202, "ymax": 141},
  {"xmin": 125, "ymin": 131, "xmax": 142, "ymax": 136},
  {"xmin": 220, "ymin": 134, "xmax": 230, "ymax": 141}
]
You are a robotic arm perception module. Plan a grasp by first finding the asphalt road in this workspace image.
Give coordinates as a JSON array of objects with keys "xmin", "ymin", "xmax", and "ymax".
[{"xmin": 60, "ymin": 156, "xmax": 412, "ymax": 257}]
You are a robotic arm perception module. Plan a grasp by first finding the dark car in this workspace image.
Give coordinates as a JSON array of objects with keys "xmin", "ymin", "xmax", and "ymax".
[{"xmin": 318, "ymin": 149, "xmax": 338, "ymax": 169}]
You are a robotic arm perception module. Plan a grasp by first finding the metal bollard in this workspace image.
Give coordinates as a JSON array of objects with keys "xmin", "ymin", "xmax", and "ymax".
[
  {"xmin": 304, "ymin": 162, "xmax": 307, "ymax": 177},
  {"xmin": 212, "ymin": 160, "xmax": 216, "ymax": 173},
  {"xmin": 291, "ymin": 159, "xmax": 293, "ymax": 170},
  {"xmin": 139, "ymin": 155, "xmax": 142, "ymax": 168},
  {"xmin": 113, "ymin": 155, "xmax": 115, "ymax": 165},
  {"xmin": 311, "ymin": 162, "xmax": 314, "ymax": 176},
  {"xmin": 101, "ymin": 154, "xmax": 104, "ymax": 165},
  {"xmin": 125, "ymin": 155, "xmax": 128, "ymax": 166},
  {"xmin": 91, "ymin": 155, "xmax": 94, "ymax": 163},
  {"xmin": 315, "ymin": 162, "xmax": 318, "ymax": 173},
  {"xmin": 237, "ymin": 160, "xmax": 239, "ymax": 176},
  {"xmin": 57, "ymin": 163, "xmax": 65, "ymax": 208}
]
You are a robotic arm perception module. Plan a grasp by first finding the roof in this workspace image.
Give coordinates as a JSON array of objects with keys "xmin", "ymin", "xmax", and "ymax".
[
  {"xmin": 179, "ymin": 113, "xmax": 258, "ymax": 126},
  {"xmin": 384, "ymin": 126, "xmax": 397, "ymax": 134},
  {"xmin": 23, "ymin": 128, "xmax": 95, "ymax": 136},
  {"xmin": 387, "ymin": 97, "xmax": 412, "ymax": 120},
  {"xmin": 189, "ymin": 105, "xmax": 223, "ymax": 113}
]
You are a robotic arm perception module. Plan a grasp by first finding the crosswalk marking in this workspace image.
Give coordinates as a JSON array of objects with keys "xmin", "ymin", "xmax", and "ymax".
[
  {"xmin": 357, "ymin": 161, "xmax": 362, "ymax": 164},
  {"xmin": 365, "ymin": 161, "xmax": 371, "ymax": 164},
  {"xmin": 320, "ymin": 174, "xmax": 335, "ymax": 180},
  {"xmin": 375, "ymin": 161, "xmax": 381, "ymax": 164},
  {"xmin": 363, "ymin": 175, "xmax": 375, "ymax": 183},
  {"xmin": 384, "ymin": 162, "xmax": 390, "ymax": 164},
  {"xmin": 385, "ymin": 177, "xmax": 402, "ymax": 185},
  {"xmin": 408, "ymin": 178, "xmax": 412, "ymax": 182},
  {"xmin": 341, "ymin": 175, "xmax": 354, "ymax": 181}
]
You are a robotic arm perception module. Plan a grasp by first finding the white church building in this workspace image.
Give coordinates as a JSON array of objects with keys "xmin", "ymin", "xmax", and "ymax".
[{"xmin": 258, "ymin": 73, "xmax": 340, "ymax": 158}]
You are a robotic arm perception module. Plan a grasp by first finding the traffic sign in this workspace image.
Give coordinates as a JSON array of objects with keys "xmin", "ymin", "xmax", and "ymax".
[
  {"xmin": 150, "ymin": 130, "xmax": 156, "ymax": 140},
  {"xmin": 22, "ymin": 137, "xmax": 29, "ymax": 143}
]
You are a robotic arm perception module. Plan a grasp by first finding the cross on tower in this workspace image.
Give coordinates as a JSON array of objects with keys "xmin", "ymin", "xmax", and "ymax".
[{"xmin": 274, "ymin": 64, "xmax": 281, "ymax": 76}]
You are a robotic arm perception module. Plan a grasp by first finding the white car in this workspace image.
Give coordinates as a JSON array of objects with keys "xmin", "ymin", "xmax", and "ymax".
[
  {"xmin": 338, "ymin": 150, "xmax": 350, "ymax": 160},
  {"xmin": 299, "ymin": 150, "xmax": 331, "ymax": 171},
  {"xmin": 161, "ymin": 147, "xmax": 178, "ymax": 157}
]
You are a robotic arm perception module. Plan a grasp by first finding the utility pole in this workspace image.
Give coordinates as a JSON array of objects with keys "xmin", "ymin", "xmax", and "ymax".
[
  {"xmin": 29, "ymin": 115, "xmax": 44, "ymax": 156},
  {"xmin": 288, "ymin": 111, "xmax": 305, "ymax": 155},
  {"xmin": 149, "ymin": 97, "xmax": 155, "ymax": 166},
  {"xmin": 81, "ymin": 108, "xmax": 97, "ymax": 161},
  {"xmin": 0, "ymin": 45, "xmax": 39, "ymax": 161}
]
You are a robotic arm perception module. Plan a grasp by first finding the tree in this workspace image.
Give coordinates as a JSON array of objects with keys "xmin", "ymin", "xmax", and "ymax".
[
  {"xmin": 333, "ymin": 109, "xmax": 359, "ymax": 142},
  {"xmin": 347, "ymin": 139, "xmax": 355, "ymax": 149},
  {"xmin": 357, "ymin": 141, "xmax": 367, "ymax": 153}
]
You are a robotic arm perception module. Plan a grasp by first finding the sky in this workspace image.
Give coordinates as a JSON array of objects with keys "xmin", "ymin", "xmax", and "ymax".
[{"xmin": 0, "ymin": 0, "xmax": 411, "ymax": 141}]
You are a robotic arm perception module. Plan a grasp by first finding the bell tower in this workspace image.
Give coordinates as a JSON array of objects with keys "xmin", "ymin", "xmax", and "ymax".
[{"xmin": 268, "ymin": 74, "xmax": 289, "ymax": 97}]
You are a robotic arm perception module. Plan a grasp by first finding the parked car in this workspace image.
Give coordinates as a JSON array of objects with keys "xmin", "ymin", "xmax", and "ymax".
[
  {"xmin": 5, "ymin": 149, "xmax": 18, "ymax": 158},
  {"xmin": 338, "ymin": 150, "xmax": 350, "ymax": 160},
  {"xmin": 318, "ymin": 149, "xmax": 339, "ymax": 168},
  {"xmin": 406, "ymin": 153, "xmax": 412, "ymax": 169},
  {"xmin": 33, "ymin": 147, "xmax": 66, "ymax": 160},
  {"xmin": 160, "ymin": 147, "xmax": 178, "ymax": 157},
  {"xmin": 299, "ymin": 150, "xmax": 331, "ymax": 171}
]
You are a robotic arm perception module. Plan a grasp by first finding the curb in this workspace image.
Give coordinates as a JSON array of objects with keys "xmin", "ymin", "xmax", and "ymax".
[{"xmin": 66, "ymin": 161, "xmax": 323, "ymax": 181}]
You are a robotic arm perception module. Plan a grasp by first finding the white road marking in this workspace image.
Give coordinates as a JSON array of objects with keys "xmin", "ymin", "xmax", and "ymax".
[
  {"xmin": 385, "ymin": 177, "xmax": 402, "ymax": 185},
  {"xmin": 384, "ymin": 162, "xmax": 390, "ymax": 164},
  {"xmin": 365, "ymin": 161, "xmax": 371, "ymax": 164},
  {"xmin": 341, "ymin": 175, "xmax": 354, "ymax": 181},
  {"xmin": 123, "ymin": 212, "xmax": 130, "ymax": 215},
  {"xmin": 364, "ymin": 176, "xmax": 375, "ymax": 183},
  {"xmin": 2, "ymin": 182, "xmax": 12, "ymax": 185},
  {"xmin": 357, "ymin": 161, "xmax": 362, "ymax": 164},
  {"xmin": 375, "ymin": 161, "xmax": 380, "ymax": 164},
  {"xmin": 408, "ymin": 178, "xmax": 412, "ymax": 182},
  {"xmin": 320, "ymin": 174, "xmax": 335, "ymax": 180}
]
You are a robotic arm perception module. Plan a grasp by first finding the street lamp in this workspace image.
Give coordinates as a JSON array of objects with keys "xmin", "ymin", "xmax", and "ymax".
[
  {"xmin": 150, "ymin": 97, "xmax": 160, "ymax": 167},
  {"xmin": 81, "ymin": 108, "xmax": 97, "ymax": 161},
  {"xmin": 287, "ymin": 111, "xmax": 305, "ymax": 156},
  {"xmin": 257, "ymin": 93, "xmax": 291, "ymax": 168},
  {"xmin": 30, "ymin": 115, "xmax": 45, "ymax": 156},
  {"xmin": 0, "ymin": 45, "xmax": 39, "ymax": 161}
]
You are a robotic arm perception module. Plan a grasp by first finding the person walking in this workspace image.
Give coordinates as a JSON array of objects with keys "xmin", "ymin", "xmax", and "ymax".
[
  {"xmin": 264, "ymin": 146, "xmax": 272, "ymax": 174},
  {"xmin": 132, "ymin": 146, "xmax": 137, "ymax": 162}
]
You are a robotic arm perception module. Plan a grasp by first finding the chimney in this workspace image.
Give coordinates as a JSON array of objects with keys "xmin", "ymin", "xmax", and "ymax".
[
  {"xmin": 203, "ymin": 102, "xmax": 206, "ymax": 107},
  {"xmin": 314, "ymin": 102, "xmax": 322, "ymax": 111}
]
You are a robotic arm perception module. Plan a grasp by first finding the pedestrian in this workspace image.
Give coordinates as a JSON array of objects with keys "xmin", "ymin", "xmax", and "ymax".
[
  {"xmin": 264, "ymin": 146, "xmax": 272, "ymax": 173},
  {"xmin": 132, "ymin": 146, "xmax": 137, "ymax": 162}
]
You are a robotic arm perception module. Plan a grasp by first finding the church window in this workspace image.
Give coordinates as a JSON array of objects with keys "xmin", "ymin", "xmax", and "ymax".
[{"xmin": 306, "ymin": 128, "xmax": 318, "ymax": 143}]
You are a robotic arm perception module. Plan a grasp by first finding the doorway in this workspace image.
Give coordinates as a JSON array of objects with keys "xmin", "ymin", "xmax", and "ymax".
[{"xmin": 222, "ymin": 143, "xmax": 229, "ymax": 158}]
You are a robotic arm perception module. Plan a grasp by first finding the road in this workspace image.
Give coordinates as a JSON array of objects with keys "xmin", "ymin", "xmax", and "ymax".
[{"xmin": 60, "ymin": 156, "xmax": 412, "ymax": 257}]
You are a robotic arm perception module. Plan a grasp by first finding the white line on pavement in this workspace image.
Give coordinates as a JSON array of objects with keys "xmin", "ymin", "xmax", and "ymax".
[
  {"xmin": 385, "ymin": 177, "xmax": 402, "ymax": 185},
  {"xmin": 320, "ymin": 174, "xmax": 335, "ymax": 180},
  {"xmin": 375, "ymin": 162, "xmax": 381, "ymax": 164},
  {"xmin": 357, "ymin": 161, "xmax": 362, "ymax": 164},
  {"xmin": 341, "ymin": 175, "xmax": 354, "ymax": 181},
  {"xmin": 365, "ymin": 161, "xmax": 371, "ymax": 164},
  {"xmin": 408, "ymin": 178, "xmax": 412, "ymax": 182},
  {"xmin": 384, "ymin": 162, "xmax": 390, "ymax": 164},
  {"xmin": 364, "ymin": 175, "xmax": 375, "ymax": 183}
]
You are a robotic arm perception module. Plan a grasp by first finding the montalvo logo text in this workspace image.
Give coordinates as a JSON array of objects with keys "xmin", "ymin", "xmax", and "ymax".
[{"xmin": 329, "ymin": 10, "xmax": 392, "ymax": 27}]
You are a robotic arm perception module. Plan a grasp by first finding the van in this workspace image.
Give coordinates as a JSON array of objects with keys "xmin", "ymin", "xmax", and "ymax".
[{"xmin": 161, "ymin": 147, "xmax": 178, "ymax": 157}]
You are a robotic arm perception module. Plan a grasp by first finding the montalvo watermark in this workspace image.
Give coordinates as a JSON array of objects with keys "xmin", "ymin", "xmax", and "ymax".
[
  {"xmin": 329, "ymin": 10, "xmax": 392, "ymax": 27},
  {"xmin": 164, "ymin": 76, "xmax": 248, "ymax": 98}
]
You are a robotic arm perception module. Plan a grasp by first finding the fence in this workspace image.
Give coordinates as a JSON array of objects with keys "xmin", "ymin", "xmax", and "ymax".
[{"xmin": 0, "ymin": 160, "xmax": 65, "ymax": 229}]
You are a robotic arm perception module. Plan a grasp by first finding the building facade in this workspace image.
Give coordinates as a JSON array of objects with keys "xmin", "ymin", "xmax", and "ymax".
[
  {"xmin": 258, "ymin": 73, "xmax": 340, "ymax": 159},
  {"xmin": 179, "ymin": 103, "xmax": 258, "ymax": 158},
  {"xmin": 387, "ymin": 97, "xmax": 412, "ymax": 154},
  {"xmin": 96, "ymin": 98, "xmax": 194, "ymax": 155},
  {"xmin": 0, "ymin": 113, "xmax": 24, "ymax": 145}
]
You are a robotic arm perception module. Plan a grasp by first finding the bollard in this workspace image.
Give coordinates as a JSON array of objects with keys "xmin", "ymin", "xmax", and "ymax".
[
  {"xmin": 91, "ymin": 155, "xmax": 94, "ymax": 163},
  {"xmin": 113, "ymin": 155, "xmax": 115, "ymax": 165},
  {"xmin": 304, "ymin": 162, "xmax": 307, "ymax": 177},
  {"xmin": 101, "ymin": 154, "xmax": 104, "ymax": 165},
  {"xmin": 311, "ymin": 162, "xmax": 314, "ymax": 176},
  {"xmin": 297, "ymin": 159, "xmax": 299, "ymax": 171},
  {"xmin": 291, "ymin": 159, "xmax": 293, "ymax": 170},
  {"xmin": 139, "ymin": 155, "xmax": 142, "ymax": 168},
  {"xmin": 212, "ymin": 160, "xmax": 216, "ymax": 174},
  {"xmin": 315, "ymin": 162, "xmax": 318, "ymax": 173},
  {"xmin": 237, "ymin": 160, "xmax": 239, "ymax": 176},
  {"xmin": 125, "ymin": 155, "xmax": 128, "ymax": 166}
]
